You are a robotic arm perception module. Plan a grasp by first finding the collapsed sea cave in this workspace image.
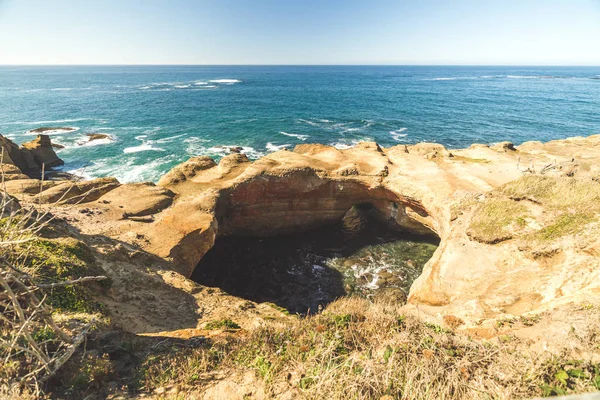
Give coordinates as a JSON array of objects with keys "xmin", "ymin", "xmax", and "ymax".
[{"xmin": 191, "ymin": 203, "xmax": 440, "ymax": 315}]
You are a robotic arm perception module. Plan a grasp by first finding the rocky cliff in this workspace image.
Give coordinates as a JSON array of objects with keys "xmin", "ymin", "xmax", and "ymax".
[{"xmin": 2, "ymin": 134, "xmax": 600, "ymax": 339}]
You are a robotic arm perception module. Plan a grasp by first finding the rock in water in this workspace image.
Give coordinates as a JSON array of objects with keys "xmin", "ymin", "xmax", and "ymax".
[
  {"xmin": 21, "ymin": 135, "xmax": 64, "ymax": 169},
  {"xmin": 86, "ymin": 133, "xmax": 112, "ymax": 142}
]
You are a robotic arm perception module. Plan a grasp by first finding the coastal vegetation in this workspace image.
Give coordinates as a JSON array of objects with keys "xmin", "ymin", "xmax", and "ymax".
[
  {"xmin": 2, "ymin": 133, "xmax": 600, "ymax": 399},
  {"xmin": 468, "ymin": 175, "xmax": 600, "ymax": 245}
]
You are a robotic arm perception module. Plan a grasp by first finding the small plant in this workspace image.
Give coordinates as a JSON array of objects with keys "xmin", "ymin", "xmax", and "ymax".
[{"xmin": 204, "ymin": 319, "xmax": 241, "ymax": 330}]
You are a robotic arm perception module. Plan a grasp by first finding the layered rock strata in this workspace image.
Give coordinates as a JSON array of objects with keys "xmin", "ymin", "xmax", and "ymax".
[{"xmin": 2, "ymin": 133, "xmax": 600, "ymax": 328}]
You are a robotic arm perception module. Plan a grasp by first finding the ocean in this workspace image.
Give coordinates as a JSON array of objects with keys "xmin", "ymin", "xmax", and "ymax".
[{"xmin": 0, "ymin": 65, "xmax": 599, "ymax": 183}]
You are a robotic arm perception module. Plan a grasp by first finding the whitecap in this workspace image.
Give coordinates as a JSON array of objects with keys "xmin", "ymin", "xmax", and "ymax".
[
  {"xmin": 123, "ymin": 144, "xmax": 164, "ymax": 154},
  {"xmin": 331, "ymin": 139, "xmax": 363, "ymax": 150},
  {"xmin": 155, "ymin": 133, "xmax": 187, "ymax": 143},
  {"xmin": 49, "ymin": 88, "xmax": 73, "ymax": 91},
  {"xmin": 26, "ymin": 127, "xmax": 80, "ymax": 135},
  {"xmin": 194, "ymin": 81, "xmax": 208, "ymax": 85},
  {"xmin": 209, "ymin": 79, "xmax": 241, "ymax": 84},
  {"xmin": 390, "ymin": 128, "xmax": 408, "ymax": 141},
  {"xmin": 280, "ymin": 131, "xmax": 309, "ymax": 141},
  {"xmin": 266, "ymin": 142, "xmax": 291, "ymax": 152},
  {"xmin": 76, "ymin": 135, "xmax": 115, "ymax": 147},
  {"xmin": 206, "ymin": 145, "xmax": 264, "ymax": 159},
  {"xmin": 174, "ymin": 84, "xmax": 191, "ymax": 89}
]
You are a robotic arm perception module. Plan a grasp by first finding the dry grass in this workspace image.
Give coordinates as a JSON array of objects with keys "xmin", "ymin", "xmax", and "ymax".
[
  {"xmin": 0, "ymin": 190, "xmax": 108, "ymax": 397},
  {"xmin": 136, "ymin": 297, "xmax": 600, "ymax": 399},
  {"xmin": 467, "ymin": 198, "xmax": 529, "ymax": 243},
  {"xmin": 467, "ymin": 175, "xmax": 600, "ymax": 245}
]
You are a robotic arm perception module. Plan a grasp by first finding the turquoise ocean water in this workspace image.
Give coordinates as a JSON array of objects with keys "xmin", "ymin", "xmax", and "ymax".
[{"xmin": 0, "ymin": 65, "xmax": 598, "ymax": 183}]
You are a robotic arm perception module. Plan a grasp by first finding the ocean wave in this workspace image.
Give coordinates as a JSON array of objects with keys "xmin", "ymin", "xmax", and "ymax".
[
  {"xmin": 155, "ymin": 133, "xmax": 187, "ymax": 144},
  {"xmin": 331, "ymin": 139, "xmax": 365, "ymax": 150},
  {"xmin": 297, "ymin": 119, "xmax": 321, "ymax": 127},
  {"xmin": 194, "ymin": 81, "xmax": 208, "ymax": 85},
  {"xmin": 123, "ymin": 144, "xmax": 165, "ymax": 154},
  {"xmin": 266, "ymin": 142, "xmax": 291, "ymax": 152},
  {"xmin": 143, "ymin": 127, "xmax": 161, "ymax": 135},
  {"xmin": 25, "ymin": 127, "xmax": 80, "ymax": 135},
  {"xmin": 506, "ymin": 75, "xmax": 557, "ymax": 79},
  {"xmin": 66, "ymin": 155, "xmax": 179, "ymax": 183},
  {"xmin": 280, "ymin": 131, "xmax": 309, "ymax": 141},
  {"xmin": 390, "ymin": 128, "xmax": 408, "ymax": 141},
  {"xmin": 208, "ymin": 79, "xmax": 241, "ymax": 84},
  {"xmin": 0, "ymin": 118, "xmax": 93, "ymax": 126},
  {"xmin": 75, "ymin": 136, "xmax": 115, "ymax": 147}
]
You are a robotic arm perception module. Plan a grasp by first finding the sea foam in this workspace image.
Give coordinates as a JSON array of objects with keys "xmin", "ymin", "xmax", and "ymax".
[
  {"xmin": 390, "ymin": 128, "xmax": 408, "ymax": 141},
  {"xmin": 209, "ymin": 79, "xmax": 242, "ymax": 84},
  {"xmin": 280, "ymin": 131, "xmax": 309, "ymax": 141},
  {"xmin": 123, "ymin": 144, "xmax": 164, "ymax": 154},
  {"xmin": 266, "ymin": 142, "xmax": 291, "ymax": 152}
]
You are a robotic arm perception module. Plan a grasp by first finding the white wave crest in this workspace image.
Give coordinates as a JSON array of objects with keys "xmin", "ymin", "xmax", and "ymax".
[
  {"xmin": 279, "ymin": 131, "xmax": 309, "ymax": 141},
  {"xmin": 331, "ymin": 139, "xmax": 363, "ymax": 150},
  {"xmin": 266, "ymin": 143, "xmax": 291, "ymax": 152},
  {"xmin": 209, "ymin": 79, "xmax": 241, "ymax": 84},
  {"xmin": 390, "ymin": 128, "xmax": 408, "ymax": 141},
  {"xmin": 26, "ymin": 127, "xmax": 80, "ymax": 135},
  {"xmin": 123, "ymin": 144, "xmax": 164, "ymax": 154}
]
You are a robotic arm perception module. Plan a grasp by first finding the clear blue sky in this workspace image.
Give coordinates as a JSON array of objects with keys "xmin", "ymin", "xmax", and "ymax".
[{"xmin": 1, "ymin": 0, "xmax": 599, "ymax": 65}]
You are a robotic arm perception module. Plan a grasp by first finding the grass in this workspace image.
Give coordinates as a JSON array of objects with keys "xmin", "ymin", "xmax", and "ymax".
[
  {"xmin": 204, "ymin": 319, "xmax": 241, "ymax": 330},
  {"xmin": 134, "ymin": 297, "xmax": 600, "ymax": 399},
  {"xmin": 14, "ymin": 237, "xmax": 109, "ymax": 313},
  {"xmin": 467, "ymin": 175, "xmax": 600, "ymax": 245},
  {"xmin": 467, "ymin": 197, "xmax": 529, "ymax": 243}
]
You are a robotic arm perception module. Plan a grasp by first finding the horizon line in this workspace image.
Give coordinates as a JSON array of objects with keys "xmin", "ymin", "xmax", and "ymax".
[{"xmin": 1, "ymin": 63, "xmax": 600, "ymax": 67}]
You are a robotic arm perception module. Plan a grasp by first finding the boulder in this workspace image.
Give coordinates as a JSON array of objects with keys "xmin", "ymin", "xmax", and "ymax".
[
  {"xmin": 36, "ymin": 177, "xmax": 120, "ymax": 204},
  {"xmin": 408, "ymin": 143, "xmax": 453, "ymax": 159},
  {"xmin": 491, "ymin": 141, "xmax": 516, "ymax": 152},
  {"xmin": 21, "ymin": 135, "xmax": 64, "ymax": 169},
  {"xmin": 97, "ymin": 182, "xmax": 175, "ymax": 217},
  {"xmin": 2, "ymin": 179, "xmax": 58, "ymax": 197},
  {"xmin": 86, "ymin": 133, "xmax": 112, "ymax": 142},
  {"xmin": 0, "ymin": 164, "xmax": 30, "ymax": 181},
  {"xmin": 158, "ymin": 156, "xmax": 217, "ymax": 186}
]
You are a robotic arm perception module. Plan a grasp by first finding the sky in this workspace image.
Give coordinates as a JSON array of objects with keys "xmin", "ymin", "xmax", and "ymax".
[{"xmin": 0, "ymin": 0, "xmax": 599, "ymax": 65}]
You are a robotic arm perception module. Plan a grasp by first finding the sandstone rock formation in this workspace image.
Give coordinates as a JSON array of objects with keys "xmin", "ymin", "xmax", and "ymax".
[
  {"xmin": 0, "ymin": 134, "xmax": 64, "ymax": 177},
  {"xmin": 85, "ymin": 133, "xmax": 113, "ymax": 143},
  {"xmin": 21, "ymin": 134, "xmax": 64, "ymax": 168},
  {"xmin": 3, "ymin": 134, "xmax": 600, "ymax": 336}
]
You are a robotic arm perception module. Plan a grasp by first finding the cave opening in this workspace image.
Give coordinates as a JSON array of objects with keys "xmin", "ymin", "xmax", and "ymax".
[{"xmin": 191, "ymin": 203, "xmax": 440, "ymax": 315}]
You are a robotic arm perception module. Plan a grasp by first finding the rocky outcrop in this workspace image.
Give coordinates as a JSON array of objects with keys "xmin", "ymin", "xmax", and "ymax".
[
  {"xmin": 8, "ymin": 135, "xmax": 600, "ymax": 331},
  {"xmin": 0, "ymin": 134, "xmax": 64, "ymax": 178},
  {"xmin": 0, "ymin": 136, "xmax": 40, "ymax": 177},
  {"xmin": 29, "ymin": 126, "xmax": 76, "ymax": 133},
  {"xmin": 21, "ymin": 135, "xmax": 64, "ymax": 169}
]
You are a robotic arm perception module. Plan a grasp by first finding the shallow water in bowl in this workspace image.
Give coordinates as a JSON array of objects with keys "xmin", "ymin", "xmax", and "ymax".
[{"xmin": 192, "ymin": 218, "xmax": 438, "ymax": 314}]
